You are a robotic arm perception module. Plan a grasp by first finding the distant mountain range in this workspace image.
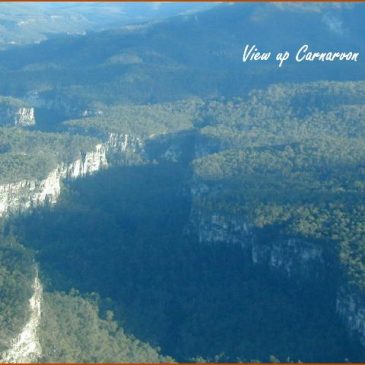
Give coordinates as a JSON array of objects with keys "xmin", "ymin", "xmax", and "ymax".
[
  {"xmin": 0, "ymin": 2, "xmax": 364, "ymax": 114},
  {"xmin": 0, "ymin": 2, "xmax": 215, "ymax": 48}
]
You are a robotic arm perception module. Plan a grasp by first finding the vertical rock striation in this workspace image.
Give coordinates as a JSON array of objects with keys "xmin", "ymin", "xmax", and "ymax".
[
  {"xmin": 106, "ymin": 133, "xmax": 143, "ymax": 154},
  {"xmin": 0, "ymin": 144, "xmax": 107, "ymax": 217},
  {"xmin": 14, "ymin": 108, "xmax": 36, "ymax": 127},
  {"xmin": 190, "ymin": 205, "xmax": 325, "ymax": 280},
  {"xmin": 189, "ymin": 177, "xmax": 363, "ymax": 347},
  {"xmin": 0, "ymin": 106, "xmax": 36, "ymax": 127}
]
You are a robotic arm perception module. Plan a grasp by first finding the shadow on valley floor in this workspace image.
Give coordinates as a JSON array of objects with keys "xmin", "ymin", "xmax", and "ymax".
[{"xmin": 8, "ymin": 161, "xmax": 365, "ymax": 362}]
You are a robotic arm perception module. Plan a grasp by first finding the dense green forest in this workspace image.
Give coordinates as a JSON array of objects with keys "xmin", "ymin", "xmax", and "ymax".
[
  {"xmin": 67, "ymin": 99, "xmax": 203, "ymax": 136},
  {"xmin": 0, "ymin": 80, "xmax": 365, "ymax": 362},
  {"xmin": 0, "ymin": 128, "xmax": 97, "ymax": 183},
  {"xmin": 2, "ymin": 82, "xmax": 365, "ymax": 361},
  {"xmin": 190, "ymin": 82, "xmax": 365, "ymax": 290},
  {"xmin": 39, "ymin": 290, "xmax": 171, "ymax": 363},
  {"xmin": 10, "ymin": 160, "xmax": 364, "ymax": 362},
  {"xmin": 66, "ymin": 80, "xmax": 365, "ymax": 292},
  {"xmin": 0, "ymin": 234, "xmax": 170, "ymax": 363}
]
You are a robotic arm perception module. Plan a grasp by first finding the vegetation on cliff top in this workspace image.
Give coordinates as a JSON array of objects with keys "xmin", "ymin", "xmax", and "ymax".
[
  {"xmin": 66, "ymin": 99, "xmax": 203, "ymax": 137},
  {"xmin": 12, "ymin": 161, "xmax": 364, "ymax": 362},
  {"xmin": 192, "ymin": 81, "xmax": 365, "ymax": 289},
  {"xmin": 0, "ymin": 128, "xmax": 98, "ymax": 184}
]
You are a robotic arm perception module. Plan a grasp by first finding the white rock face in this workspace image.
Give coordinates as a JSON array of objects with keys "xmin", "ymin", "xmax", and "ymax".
[
  {"xmin": 190, "ymin": 181, "xmax": 365, "ymax": 346},
  {"xmin": 0, "ymin": 144, "xmax": 107, "ymax": 217},
  {"xmin": 15, "ymin": 108, "xmax": 36, "ymax": 127},
  {"xmin": 106, "ymin": 133, "xmax": 143, "ymax": 154},
  {"xmin": 192, "ymin": 208, "xmax": 324, "ymax": 278},
  {"xmin": 1, "ymin": 272, "xmax": 43, "ymax": 363},
  {"xmin": 0, "ymin": 133, "xmax": 145, "ymax": 217},
  {"xmin": 62, "ymin": 143, "xmax": 108, "ymax": 178},
  {"xmin": 193, "ymin": 209, "xmax": 251, "ymax": 247},
  {"xmin": 251, "ymin": 237, "xmax": 324, "ymax": 279},
  {"xmin": 0, "ymin": 106, "xmax": 36, "ymax": 127},
  {"xmin": 189, "ymin": 178, "xmax": 325, "ymax": 281}
]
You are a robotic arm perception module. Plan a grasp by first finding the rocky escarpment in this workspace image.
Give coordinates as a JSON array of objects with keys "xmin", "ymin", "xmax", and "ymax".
[
  {"xmin": 0, "ymin": 106, "xmax": 36, "ymax": 127},
  {"xmin": 104, "ymin": 132, "xmax": 145, "ymax": 165},
  {"xmin": 0, "ymin": 270, "xmax": 42, "ymax": 363},
  {"xmin": 189, "ymin": 179, "xmax": 364, "ymax": 348},
  {"xmin": 190, "ymin": 205, "xmax": 326, "ymax": 281},
  {"xmin": 1, "ymin": 124, "xmax": 364, "ymax": 352},
  {"xmin": 106, "ymin": 133, "xmax": 143, "ymax": 156},
  {"xmin": 146, "ymin": 132, "xmax": 329, "ymax": 281},
  {"xmin": 0, "ymin": 129, "xmax": 149, "ymax": 218},
  {"xmin": 104, "ymin": 129, "xmax": 365, "ymax": 349},
  {"xmin": 251, "ymin": 237, "xmax": 325, "ymax": 280},
  {"xmin": 0, "ymin": 131, "xmax": 147, "ymax": 218},
  {"xmin": 15, "ymin": 108, "xmax": 36, "ymax": 127},
  {"xmin": 0, "ymin": 132, "xmax": 143, "ymax": 361},
  {"xmin": 0, "ymin": 144, "xmax": 107, "ymax": 218}
]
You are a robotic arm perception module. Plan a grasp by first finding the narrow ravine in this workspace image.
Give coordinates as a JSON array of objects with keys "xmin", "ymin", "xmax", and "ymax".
[{"xmin": 0, "ymin": 269, "xmax": 42, "ymax": 363}]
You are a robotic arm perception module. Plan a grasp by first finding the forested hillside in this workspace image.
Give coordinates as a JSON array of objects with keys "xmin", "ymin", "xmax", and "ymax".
[
  {"xmin": 12, "ymin": 163, "xmax": 363, "ymax": 362},
  {"xmin": 1, "ymin": 80, "xmax": 362, "ymax": 361},
  {"xmin": 191, "ymin": 81, "xmax": 365, "ymax": 290},
  {"xmin": 39, "ymin": 290, "xmax": 172, "ymax": 363},
  {"xmin": 0, "ymin": 236, "xmax": 34, "ymax": 354},
  {"xmin": 0, "ymin": 3, "xmax": 364, "ymax": 119},
  {"xmin": 0, "ymin": 128, "xmax": 97, "ymax": 183}
]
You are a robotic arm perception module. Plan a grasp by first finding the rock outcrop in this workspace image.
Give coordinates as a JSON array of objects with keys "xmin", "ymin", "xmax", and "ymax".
[
  {"xmin": 0, "ymin": 144, "xmax": 107, "ymax": 217},
  {"xmin": 0, "ymin": 106, "xmax": 36, "ymax": 127},
  {"xmin": 106, "ymin": 133, "xmax": 143, "ymax": 155},
  {"xmin": 0, "ymin": 131, "xmax": 147, "ymax": 218},
  {"xmin": 0, "ymin": 271, "xmax": 43, "ymax": 363},
  {"xmin": 191, "ymin": 206, "xmax": 325, "ymax": 281},
  {"xmin": 14, "ymin": 108, "xmax": 36, "ymax": 127},
  {"xmin": 189, "ymin": 178, "xmax": 363, "ymax": 347}
]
